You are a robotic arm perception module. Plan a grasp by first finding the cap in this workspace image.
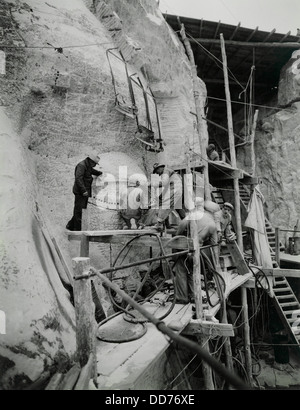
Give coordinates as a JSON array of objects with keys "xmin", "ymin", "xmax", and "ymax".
[
  {"xmin": 88, "ymin": 153, "xmax": 100, "ymax": 164},
  {"xmin": 223, "ymin": 202, "xmax": 234, "ymax": 210},
  {"xmin": 207, "ymin": 144, "xmax": 216, "ymax": 151},
  {"xmin": 153, "ymin": 163, "xmax": 165, "ymax": 172}
]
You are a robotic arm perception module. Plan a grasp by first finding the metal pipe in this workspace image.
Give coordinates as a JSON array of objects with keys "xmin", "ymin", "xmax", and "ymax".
[
  {"xmin": 95, "ymin": 268, "xmax": 250, "ymax": 390},
  {"xmin": 74, "ymin": 249, "xmax": 190, "ymax": 280}
]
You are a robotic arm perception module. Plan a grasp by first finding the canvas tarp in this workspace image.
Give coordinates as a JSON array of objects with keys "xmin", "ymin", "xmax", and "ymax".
[{"xmin": 244, "ymin": 186, "xmax": 274, "ymax": 295}]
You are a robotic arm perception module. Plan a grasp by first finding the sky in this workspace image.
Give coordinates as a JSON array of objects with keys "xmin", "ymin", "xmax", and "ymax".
[{"xmin": 158, "ymin": 0, "xmax": 300, "ymax": 36}]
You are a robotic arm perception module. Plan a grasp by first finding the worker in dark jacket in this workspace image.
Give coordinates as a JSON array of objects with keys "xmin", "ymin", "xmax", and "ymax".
[
  {"xmin": 66, "ymin": 153, "xmax": 102, "ymax": 231},
  {"xmin": 206, "ymin": 144, "xmax": 220, "ymax": 161}
]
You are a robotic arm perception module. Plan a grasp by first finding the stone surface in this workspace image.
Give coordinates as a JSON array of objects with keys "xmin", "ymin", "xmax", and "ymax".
[
  {"xmin": 0, "ymin": 0, "xmax": 199, "ymax": 389},
  {"xmin": 278, "ymin": 49, "xmax": 300, "ymax": 107}
]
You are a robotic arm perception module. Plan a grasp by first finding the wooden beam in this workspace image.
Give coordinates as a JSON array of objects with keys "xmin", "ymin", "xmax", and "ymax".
[
  {"xmin": 73, "ymin": 257, "xmax": 97, "ymax": 379},
  {"xmin": 220, "ymin": 33, "xmax": 243, "ymax": 251},
  {"xmin": 80, "ymin": 234, "xmax": 89, "ymax": 257},
  {"xmin": 232, "ymin": 29, "xmax": 276, "ymax": 72},
  {"xmin": 189, "ymin": 39, "xmax": 300, "ymax": 48},
  {"xmin": 250, "ymin": 109, "xmax": 259, "ymax": 175},
  {"xmin": 242, "ymin": 288, "xmax": 254, "ymax": 386},
  {"xmin": 226, "ymin": 241, "xmax": 249, "ymax": 275},
  {"xmin": 262, "ymin": 268, "xmax": 300, "ymax": 278},
  {"xmin": 183, "ymin": 320, "xmax": 234, "ymax": 337},
  {"xmin": 210, "ymin": 169, "xmax": 244, "ymax": 180},
  {"xmin": 240, "ymin": 176, "xmax": 261, "ymax": 185},
  {"xmin": 275, "ymin": 228, "xmax": 280, "ymax": 266},
  {"xmin": 180, "ymin": 23, "xmax": 211, "ymax": 201},
  {"xmin": 67, "ymin": 232, "xmax": 194, "ymax": 250},
  {"xmin": 230, "ymin": 22, "xmax": 241, "ymax": 40}
]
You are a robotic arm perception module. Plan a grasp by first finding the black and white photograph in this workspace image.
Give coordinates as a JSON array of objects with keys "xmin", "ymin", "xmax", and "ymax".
[{"xmin": 1, "ymin": 0, "xmax": 300, "ymax": 393}]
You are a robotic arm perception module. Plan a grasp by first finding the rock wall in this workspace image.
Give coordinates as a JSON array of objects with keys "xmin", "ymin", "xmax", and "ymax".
[
  {"xmin": 0, "ymin": 0, "xmax": 199, "ymax": 389},
  {"xmin": 237, "ymin": 48, "xmax": 300, "ymax": 244}
]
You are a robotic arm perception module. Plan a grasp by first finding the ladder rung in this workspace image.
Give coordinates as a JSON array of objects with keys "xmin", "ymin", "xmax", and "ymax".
[
  {"xmin": 273, "ymin": 287, "xmax": 289, "ymax": 292},
  {"xmin": 276, "ymin": 295, "xmax": 297, "ymax": 300},
  {"xmin": 283, "ymin": 309, "xmax": 298, "ymax": 314},
  {"xmin": 274, "ymin": 278, "xmax": 286, "ymax": 283},
  {"xmin": 280, "ymin": 302, "xmax": 299, "ymax": 307}
]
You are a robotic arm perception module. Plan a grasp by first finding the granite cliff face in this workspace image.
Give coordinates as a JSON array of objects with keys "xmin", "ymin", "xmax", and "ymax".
[
  {"xmin": 247, "ymin": 49, "xmax": 300, "ymax": 244},
  {"xmin": 0, "ymin": 0, "xmax": 198, "ymax": 389},
  {"xmin": 1, "ymin": 0, "xmax": 299, "ymax": 390}
]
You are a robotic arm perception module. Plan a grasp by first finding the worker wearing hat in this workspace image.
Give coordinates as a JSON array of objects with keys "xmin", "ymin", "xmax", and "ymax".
[
  {"xmin": 66, "ymin": 152, "xmax": 102, "ymax": 231},
  {"xmin": 206, "ymin": 144, "xmax": 220, "ymax": 161},
  {"xmin": 173, "ymin": 196, "xmax": 219, "ymax": 304},
  {"xmin": 151, "ymin": 162, "xmax": 185, "ymax": 232},
  {"xmin": 119, "ymin": 174, "xmax": 148, "ymax": 230},
  {"xmin": 215, "ymin": 202, "xmax": 236, "ymax": 243}
]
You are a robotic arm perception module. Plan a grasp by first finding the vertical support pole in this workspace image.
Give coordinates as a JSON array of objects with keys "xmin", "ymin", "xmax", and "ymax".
[
  {"xmin": 250, "ymin": 110, "xmax": 259, "ymax": 176},
  {"xmin": 73, "ymin": 257, "xmax": 97, "ymax": 384},
  {"xmin": 241, "ymin": 286, "xmax": 253, "ymax": 386},
  {"xmin": 185, "ymin": 153, "xmax": 214, "ymax": 390},
  {"xmin": 80, "ymin": 234, "xmax": 90, "ymax": 257},
  {"xmin": 275, "ymin": 227, "xmax": 280, "ymax": 266},
  {"xmin": 222, "ymin": 309, "xmax": 234, "ymax": 374},
  {"xmin": 180, "ymin": 24, "xmax": 211, "ymax": 201},
  {"xmin": 220, "ymin": 33, "xmax": 243, "ymax": 251}
]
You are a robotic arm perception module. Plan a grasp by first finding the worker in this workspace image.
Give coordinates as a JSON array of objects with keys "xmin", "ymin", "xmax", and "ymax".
[
  {"xmin": 119, "ymin": 174, "xmax": 148, "ymax": 229},
  {"xmin": 151, "ymin": 163, "xmax": 185, "ymax": 232},
  {"xmin": 66, "ymin": 153, "xmax": 102, "ymax": 231},
  {"xmin": 173, "ymin": 197, "xmax": 219, "ymax": 304},
  {"xmin": 215, "ymin": 202, "xmax": 236, "ymax": 243},
  {"xmin": 206, "ymin": 144, "xmax": 220, "ymax": 161}
]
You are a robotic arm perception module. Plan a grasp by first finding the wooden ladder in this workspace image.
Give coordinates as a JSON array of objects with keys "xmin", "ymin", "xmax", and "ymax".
[{"xmin": 273, "ymin": 276, "xmax": 300, "ymax": 348}]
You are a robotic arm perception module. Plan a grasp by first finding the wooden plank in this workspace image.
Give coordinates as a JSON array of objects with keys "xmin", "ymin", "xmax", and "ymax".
[
  {"xmin": 73, "ymin": 258, "xmax": 97, "ymax": 375},
  {"xmin": 279, "ymin": 253, "xmax": 300, "ymax": 266},
  {"xmin": 67, "ymin": 232, "xmax": 194, "ymax": 250},
  {"xmin": 240, "ymin": 176, "xmax": 261, "ymax": 185},
  {"xmin": 45, "ymin": 373, "xmax": 64, "ymax": 390},
  {"xmin": 67, "ymin": 229, "xmax": 155, "ymax": 236},
  {"xmin": 263, "ymin": 268, "xmax": 300, "ymax": 278},
  {"xmin": 96, "ymin": 303, "xmax": 193, "ymax": 389},
  {"xmin": 80, "ymin": 234, "xmax": 89, "ymax": 257},
  {"xmin": 74, "ymin": 354, "xmax": 94, "ymax": 390},
  {"xmin": 183, "ymin": 320, "xmax": 234, "ymax": 337},
  {"xmin": 189, "ymin": 38, "xmax": 300, "ymax": 48},
  {"xmin": 52, "ymin": 238, "xmax": 74, "ymax": 284},
  {"xmin": 226, "ymin": 241, "xmax": 250, "ymax": 275},
  {"xmin": 210, "ymin": 168, "xmax": 244, "ymax": 180},
  {"xmin": 58, "ymin": 364, "xmax": 81, "ymax": 390}
]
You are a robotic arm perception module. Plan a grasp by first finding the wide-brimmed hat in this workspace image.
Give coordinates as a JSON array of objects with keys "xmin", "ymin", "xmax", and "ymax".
[
  {"xmin": 153, "ymin": 163, "xmax": 165, "ymax": 172},
  {"xmin": 223, "ymin": 202, "xmax": 234, "ymax": 210},
  {"xmin": 88, "ymin": 153, "xmax": 100, "ymax": 164}
]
